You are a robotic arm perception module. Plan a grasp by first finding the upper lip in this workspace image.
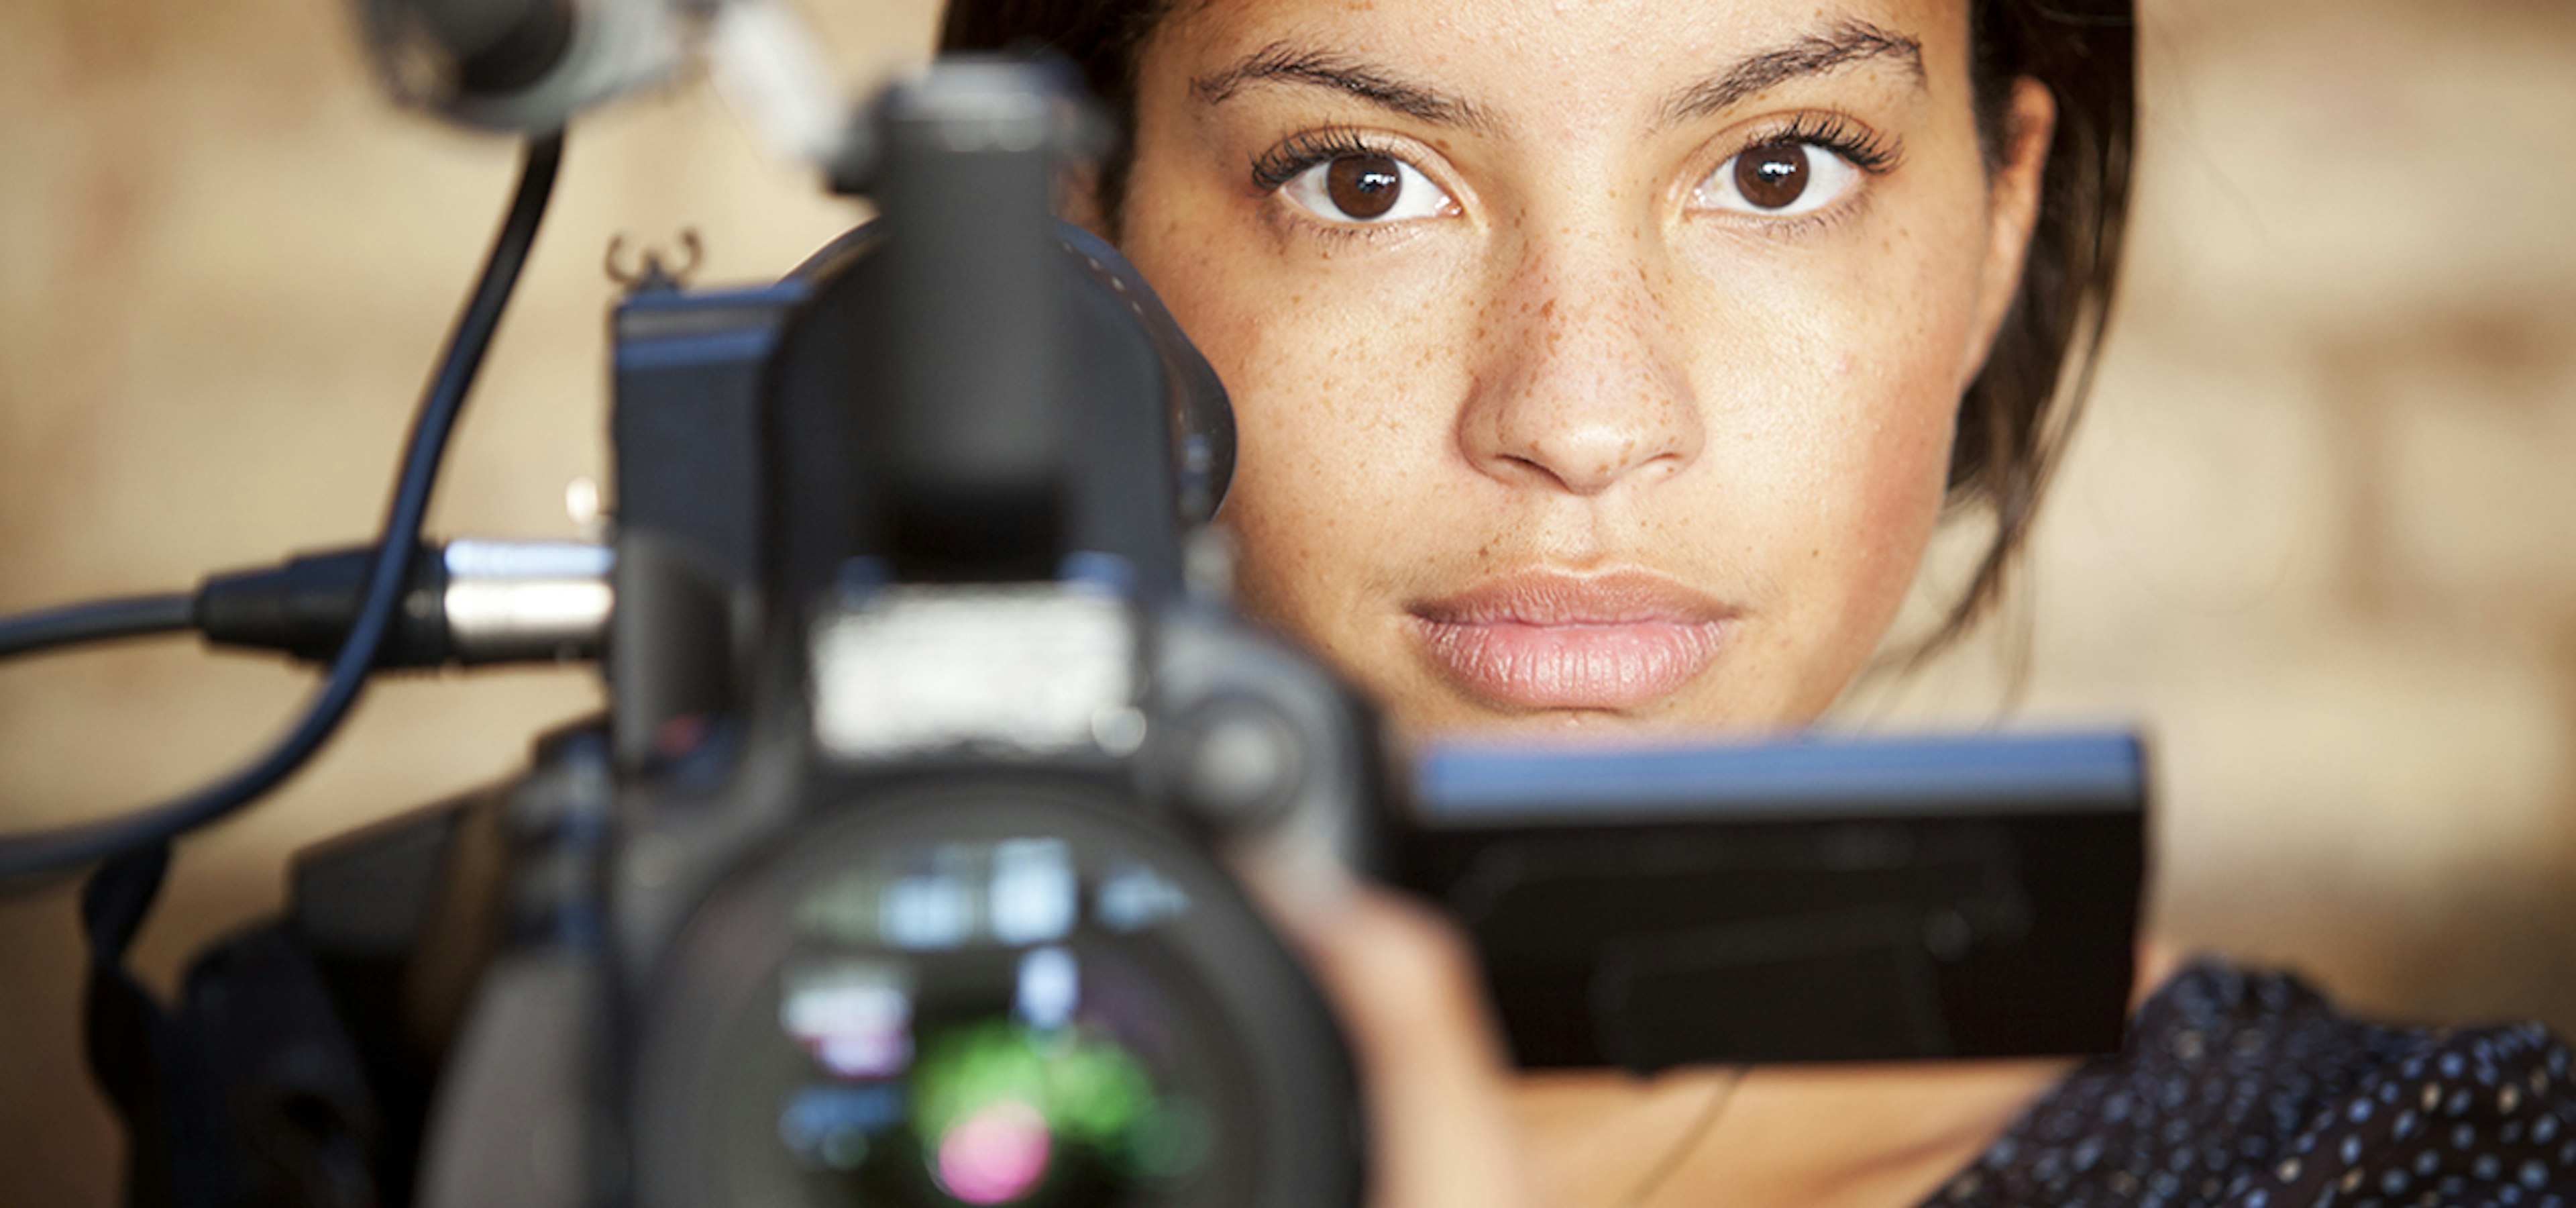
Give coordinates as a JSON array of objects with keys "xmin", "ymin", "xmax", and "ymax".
[{"xmin": 1407, "ymin": 568, "xmax": 1735, "ymax": 627}]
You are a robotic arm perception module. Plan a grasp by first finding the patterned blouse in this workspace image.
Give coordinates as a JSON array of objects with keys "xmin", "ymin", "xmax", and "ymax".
[{"xmin": 1928, "ymin": 961, "xmax": 2576, "ymax": 1208}]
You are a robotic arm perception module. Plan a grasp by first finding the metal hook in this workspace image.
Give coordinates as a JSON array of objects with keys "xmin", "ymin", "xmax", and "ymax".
[{"xmin": 605, "ymin": 229, "xmax": 704, "ymax": 293}]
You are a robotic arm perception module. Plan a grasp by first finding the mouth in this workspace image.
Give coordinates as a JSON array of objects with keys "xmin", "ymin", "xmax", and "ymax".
[{"xmin": 1405, "ymin": 570, "xmax": 1734, "ymax": 711}]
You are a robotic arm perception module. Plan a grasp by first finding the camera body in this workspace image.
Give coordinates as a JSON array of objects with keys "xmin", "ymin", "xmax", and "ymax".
[{"xmin": 434, "ymin": 66, "xmax": 1374, "ymax": 1208}]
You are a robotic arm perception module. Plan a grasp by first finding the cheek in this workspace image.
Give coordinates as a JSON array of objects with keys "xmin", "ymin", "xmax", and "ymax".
[
  {"xmin": 1674, "ymin": 196, "xmax": 1986, "ymax": 428},
  {"xmin": 1134, "ymin": 233, "xmax": 1481, "ymax": 617},
  {"xmin": 1668, "ymin": 217, "xmax": 1984, "ymax": 686},
  {"xmin": 1795, "ymin": 285, "xmax": 1974, "ymax": 556},
  {"xmin": 1218, "ymin": 309, "xmax": 1467, "ymax": 632},
  {"xmin": 1817, "ymin": 350, "xmax": 1957, "ymax": 623},
  {"xmin": 1827, "ymin": 226, "xmax": 1988, "ymax": 552}
]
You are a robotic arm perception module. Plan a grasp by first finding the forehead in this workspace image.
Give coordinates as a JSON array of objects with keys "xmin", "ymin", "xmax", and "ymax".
[{"xmin": 1150, "ymin": 0, "xmax": 1969, "ymax": 121}]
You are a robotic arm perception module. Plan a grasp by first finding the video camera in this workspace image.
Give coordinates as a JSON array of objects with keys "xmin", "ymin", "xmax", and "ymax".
[{"xmin": 0, "ymin": 12, "xmax": 2147, "ymax": 1208}]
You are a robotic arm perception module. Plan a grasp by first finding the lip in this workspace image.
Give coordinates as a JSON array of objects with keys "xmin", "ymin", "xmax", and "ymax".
[{"xmin": 1406, "ymin": 570, "xmax": 1734, "ymax": 711}]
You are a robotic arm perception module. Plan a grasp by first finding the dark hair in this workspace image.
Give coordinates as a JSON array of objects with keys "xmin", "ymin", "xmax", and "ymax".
[{"xmin": 941, "ymin": 0, "xmax": 2134, "ymax": 658}]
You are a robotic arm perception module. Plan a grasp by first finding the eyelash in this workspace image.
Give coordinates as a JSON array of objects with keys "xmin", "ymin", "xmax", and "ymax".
[
  {"xmin": 1749, "ymin": 112, "xmax": 1900, "ymax": 175},
  {"xmin": 1249, "ymin": 125, "xmax": 1401, "ymax": 193}
]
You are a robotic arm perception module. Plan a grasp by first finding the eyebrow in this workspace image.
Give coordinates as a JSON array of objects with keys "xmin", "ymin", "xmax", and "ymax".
[
  {"xmin": 1189, "ymin": 42, "xmax": 1497, "ymax": 131},
  {"xmin": 1656, "ymin": 19, "xmax": 1927, "ymax": 128},
  {"xmin": 1188, "ymin": 19, "xmax": 1925, "ymax": 134}
]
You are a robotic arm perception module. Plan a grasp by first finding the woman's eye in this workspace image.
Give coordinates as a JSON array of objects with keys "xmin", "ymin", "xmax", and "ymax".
[
  {"xmin": 1691, "ymin": 140, "xmax": 1863, "ymax": 217},
  {"xmin": 1281, "ymin": 152, "xmax": 1455, "ymax": 225}
]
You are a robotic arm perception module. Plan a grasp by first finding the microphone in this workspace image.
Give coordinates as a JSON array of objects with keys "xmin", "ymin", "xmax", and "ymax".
[
  {"xmin": 353, "ymin": 0, "xmax": 859, "ymax": 180},
  {"xmin": 354, "ymin": 0, "xmax": 687, "ymax": 132}
]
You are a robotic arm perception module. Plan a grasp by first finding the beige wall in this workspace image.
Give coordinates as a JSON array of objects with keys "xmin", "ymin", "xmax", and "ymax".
[{"xmin": 3, "ymin": 0, "xmax": 2573, "ymax": 1201}]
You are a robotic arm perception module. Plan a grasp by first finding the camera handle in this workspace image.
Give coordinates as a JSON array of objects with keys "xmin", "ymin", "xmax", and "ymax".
[{"xmin": 869, "ymin": 62, "xmax": 1081, "ymax": 581}]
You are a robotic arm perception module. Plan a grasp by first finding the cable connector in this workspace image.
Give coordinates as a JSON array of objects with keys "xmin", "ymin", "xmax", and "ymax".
[
  {"xmin": 437, "ymin": 540, "xmax": 614, "ymax": 664},
  {"xmin": 197, "ymin": 540, "xmax": 612, "ymax": 668}
]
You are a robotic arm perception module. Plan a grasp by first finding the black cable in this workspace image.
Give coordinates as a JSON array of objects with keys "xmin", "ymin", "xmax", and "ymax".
[
  {"xmin": 1614, "ymin": 1066, "xmax": 1748, "ymax": 1208},
  {"xmin": 0, "ymin": 132, "xmax": 564, "ymax": 882},
  {"xmin": 0, "ymin": 594, "xmax": 196, "ymax": 660}
]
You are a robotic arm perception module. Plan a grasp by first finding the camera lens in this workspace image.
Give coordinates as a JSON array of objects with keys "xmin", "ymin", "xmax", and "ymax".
[
  {"xmin": 763, "ymin": 846, "xmax": 1225, "ymax": 1205},
  {"xmin": 631, "ymin": 782, "xmax": 1359, "ymax": 1208}
]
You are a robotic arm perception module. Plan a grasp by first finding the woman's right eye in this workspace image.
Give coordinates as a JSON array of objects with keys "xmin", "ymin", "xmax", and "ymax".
[{"xmin": 1280, "ymin": 153, "xmax": 1456, "ymax": 225}]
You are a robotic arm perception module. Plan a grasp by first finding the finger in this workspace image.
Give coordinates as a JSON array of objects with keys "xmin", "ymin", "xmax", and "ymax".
[{"xmin": 1277, "ymin": 885, "xmax": 1532, "ymax": 1208}]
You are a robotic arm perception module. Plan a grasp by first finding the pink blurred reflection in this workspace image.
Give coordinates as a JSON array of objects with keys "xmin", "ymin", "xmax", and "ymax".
[{"xmin": 934, "ymin": 1101, "xmax": 1054, "ymax": 1204}]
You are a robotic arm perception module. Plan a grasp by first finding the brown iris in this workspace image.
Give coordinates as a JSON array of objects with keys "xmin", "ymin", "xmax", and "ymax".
[
  {"xmin": 1733, "ymin": 142, "xmax": 1811, "ymax": 210},
  {"xmin": 1326, "ymin": 154, "xmax": 1404, "ymax": 219}
]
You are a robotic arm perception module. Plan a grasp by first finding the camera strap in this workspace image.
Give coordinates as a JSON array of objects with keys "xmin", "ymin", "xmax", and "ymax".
[{"xmin": 80, "ymin": 843, "xmax": 185, "ymax": 1208}]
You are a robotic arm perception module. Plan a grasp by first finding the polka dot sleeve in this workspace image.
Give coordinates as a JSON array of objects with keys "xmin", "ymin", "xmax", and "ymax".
[{"xmin": 1927, "ymin": 961, "xmax": 2576, "ymax": 1208}]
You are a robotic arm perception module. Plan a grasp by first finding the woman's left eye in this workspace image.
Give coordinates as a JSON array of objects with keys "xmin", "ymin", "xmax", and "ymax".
[
  {"xmin": 1690, "ymin": 140, "xmax": 1864, "ymax": 217},
  {"xmin": 1281, "ymin": 153, "xmax": 1456, "ymax": 225}
]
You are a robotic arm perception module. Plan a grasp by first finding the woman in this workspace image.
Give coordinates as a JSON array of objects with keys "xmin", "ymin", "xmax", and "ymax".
[{"xmin": 942, "ymin": 1, "xmax": 2576, "ymax": 1205}]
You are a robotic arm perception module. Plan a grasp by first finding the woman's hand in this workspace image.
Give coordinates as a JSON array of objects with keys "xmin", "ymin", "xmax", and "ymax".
[{"xmin": 1248, "ymin": 869, "xmax": 1535, "ymax": 1208}]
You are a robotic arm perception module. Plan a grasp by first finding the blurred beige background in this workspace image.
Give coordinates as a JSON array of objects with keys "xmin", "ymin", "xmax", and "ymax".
[{"xmin": 3, "ymin": 0, "xmax": 2572, "ymax": 1202}]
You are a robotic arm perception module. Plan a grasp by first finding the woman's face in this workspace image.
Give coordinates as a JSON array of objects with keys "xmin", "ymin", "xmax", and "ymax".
[{"xmin": 1117, "ymin": 0, "xmax": 2050, "ymax": 739}]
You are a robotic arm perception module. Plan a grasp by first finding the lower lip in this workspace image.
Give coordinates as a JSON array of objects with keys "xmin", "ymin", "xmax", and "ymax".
[{"xmin": 1410, "ymin": 617, "xmax": 1727, "ymax": 711}]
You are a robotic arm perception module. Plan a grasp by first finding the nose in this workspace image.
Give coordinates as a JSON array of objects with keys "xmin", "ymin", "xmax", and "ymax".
[{"xmin": 1457, "ymin": 242, "xmax": 1704, "ymax": 496}]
